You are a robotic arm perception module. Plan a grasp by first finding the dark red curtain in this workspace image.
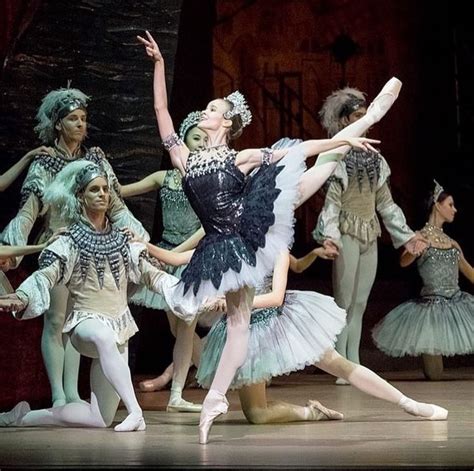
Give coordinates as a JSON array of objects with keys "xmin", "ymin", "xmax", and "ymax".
[{"xmin": 1, "ymin": 0, "xmax": 42, "ymax": 70}]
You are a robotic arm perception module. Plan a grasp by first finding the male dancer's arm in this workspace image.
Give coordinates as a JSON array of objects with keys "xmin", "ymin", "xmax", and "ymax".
[{"xmin": 375, "ymin": 157, "xmax": 420, "ymax": 251}]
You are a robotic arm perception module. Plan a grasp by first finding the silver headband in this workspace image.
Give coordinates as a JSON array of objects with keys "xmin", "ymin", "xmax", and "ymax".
[
  {"xmin": 223, "ymin": 90, "xmax": 252, "ymax": 128},
  {"xmin": 75, "ymin": 164, "xmax": 107, "ymax": 193},
  {"xmin": 52, "ymin": 94, "xmax": 88, "ymax": 124}
]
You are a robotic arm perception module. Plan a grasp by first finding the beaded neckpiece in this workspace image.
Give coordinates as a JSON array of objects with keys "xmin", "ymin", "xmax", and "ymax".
[
  {"xmin": 345, "ymin": 149, "xmax": 381, "ymax": 192},
  {"xmin": 421, "ymin": 223, "xmax": 452, "ymax": 247},
  {"xmin": 186, "ymin": 145, "xmax": 237, "ymax": 179},
  {"xmin": 69, "ymin": 221, "xmax": 130, "ymax": 289}
]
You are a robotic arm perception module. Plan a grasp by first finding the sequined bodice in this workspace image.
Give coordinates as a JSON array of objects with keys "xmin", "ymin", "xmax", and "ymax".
[
  {"xmin": 417, "ymin": 246, "xmax": 460, "ymax": 297},
  {"xmin": 160, "ymin": 170, "xmax": 201, "ymax": 246},
  {"xmin": 183, "ymin": 145, "xmax": 245, "ymax": 235}
]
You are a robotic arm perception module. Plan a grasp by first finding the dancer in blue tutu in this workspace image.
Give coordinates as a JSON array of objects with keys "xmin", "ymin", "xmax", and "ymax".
[
  {"xmin": 372, "ymin": 181, "xmax": 474, "ymax": 379},
  {"xmin": 197, "ymin": 246, "xmax": 448, "ymax": 428},
  {"xmin": 121, "ymin": 111, "xmax": 206, "ymax": 411},
  {"xmin": 137, "ymin": 30, "xmax": 382, "ymax": 444}
]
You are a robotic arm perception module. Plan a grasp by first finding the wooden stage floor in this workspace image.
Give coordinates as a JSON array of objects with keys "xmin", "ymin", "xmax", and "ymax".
[{"xmin": 0, "ymin": 369, "xmax": 473, "ymax": 470}]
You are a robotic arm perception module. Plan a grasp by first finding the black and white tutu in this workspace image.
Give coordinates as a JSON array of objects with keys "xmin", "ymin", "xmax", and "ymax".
[{"xmin": 177, "ymin": 144, "xmax": 305, "ymax": 303}]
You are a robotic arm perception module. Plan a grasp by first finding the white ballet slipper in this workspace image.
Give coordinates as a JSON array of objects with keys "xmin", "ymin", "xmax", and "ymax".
[
  {"xmin": 399, "ymin": 396, "xmax": 448, "ymax": 421},
  {"xmin": 0, "ymin": 401, "xmax": 30, "ymax": 427},
  {"xmin": 114, "ymin": 413, "xmax": 146, "ymax": 432},
  {"xmin": 166, "ymin": 398, "xmax": 202, "ymax": 413}
]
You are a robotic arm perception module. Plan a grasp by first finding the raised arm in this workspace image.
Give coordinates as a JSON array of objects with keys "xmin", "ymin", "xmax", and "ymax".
[
  {"xmin": 137, "ymin": 31, "xmax": 190, "ymax": 175},
  {"xmin": 120, "ymin": 170, "xmax": 166, "ymax": 198}
]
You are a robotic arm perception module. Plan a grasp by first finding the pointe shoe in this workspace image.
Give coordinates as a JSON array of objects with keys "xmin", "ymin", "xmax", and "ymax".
[
  {"xmin": 0, "ymin": 401, "xmax": 31, "ymax": 427},
  {"xmin": 399, "ymin": 397, "xmax": 448, "ymax": 421},
  {"xmin": 166, "ymin": 398, "xmax": 202, "ymax": 413},
  {"xmin": 335, "ymin": 377, "xmax": 350, "ymax": 386},
  {"xmin": 366, "ymin": 77, "xmax": 402, "ymax": 123},
  {"xmin": 199, "ymin": 390, "xmax": 229, "ymax": 445},
  {"xmin": 307, "ymin": 400, "xmax": 344, "ymax": 421},
  {"xmin": 139, "ymin": 375, "xmax": 170, "ymax": 392},
  {"xmin": 114, "ymin": 413, "xmax": 146, "ymax": 432}
]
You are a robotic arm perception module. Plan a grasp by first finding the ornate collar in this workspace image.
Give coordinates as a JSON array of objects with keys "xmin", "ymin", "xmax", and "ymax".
[{"xmin": 69, "ymin": 220, "xmax": 130, "ymax": 289}]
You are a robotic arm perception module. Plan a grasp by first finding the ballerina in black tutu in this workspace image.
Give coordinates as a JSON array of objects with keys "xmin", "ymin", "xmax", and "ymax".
[{"xmin": 138, "ymin": 31, "xmax": 385, "ymax": 444}]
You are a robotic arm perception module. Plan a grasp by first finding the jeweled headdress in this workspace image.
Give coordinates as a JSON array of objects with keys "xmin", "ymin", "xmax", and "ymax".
[
  {"xmin": 43, "ymin": 160, "xmax": 108, "ymax": 225},
  {"xmin": 35, "ymin": 87, "xmax": 90, "ymax": 144},
  {"xmin": 433, "ymin": 179, "xmax": 444, "ymax": 203},
  {"xmin": 319, "ymin": 87, "xmax": 366, "ymax": 137},
  {"xmin": 75, "ymin": 163, "xmax": 107, "ymax": 193},
  {"xmin": 223, "ymin": 90, "xmax": 252, "ymax": 128},
  {"xmin": 179, "ymin": 111, "xmax": 202, "ymax": 140}
]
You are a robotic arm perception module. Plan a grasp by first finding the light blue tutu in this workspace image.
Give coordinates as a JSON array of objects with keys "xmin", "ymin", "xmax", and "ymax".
[
  {"xmin": 372, "ymin": 291, "xmax": 474, "ymax": 357},
  {"xmin": 197, "ymin": 290, "xmax": 346, "ymax": 390}
]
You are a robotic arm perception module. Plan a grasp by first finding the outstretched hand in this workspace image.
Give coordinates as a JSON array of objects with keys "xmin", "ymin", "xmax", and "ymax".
[
  {"xmin": 0, "ymin": 294, "xmax": 25, "ymax": 313},
  {"xmin": 137, "ymin": 30, "xmax": 163, "ymax": 63},
  {"xmin": 346, "ymin": 137, "xmax": 381, "ymax": 153}
]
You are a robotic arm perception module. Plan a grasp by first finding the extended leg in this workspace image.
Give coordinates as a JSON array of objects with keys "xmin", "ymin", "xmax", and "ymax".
[
  {"xmin": 315, "ymin": 349, "xmax": 447, "ymax": 419},
  {"xmin": 297, "ymin": 77, "xmax": 402, "ymax": 206}
]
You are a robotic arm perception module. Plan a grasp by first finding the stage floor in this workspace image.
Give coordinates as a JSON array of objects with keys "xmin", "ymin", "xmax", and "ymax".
[{"xmin": 0, "ymin": 369, "xmax": 473, "ymax": 469}]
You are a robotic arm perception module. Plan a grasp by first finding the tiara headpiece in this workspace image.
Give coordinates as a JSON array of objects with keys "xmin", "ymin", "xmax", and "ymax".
[
  {"xmin": 179, "ymin": 111, "xmax": 202, "ymax": 140},
  {"xmin": 433, "ymin": 179, "xmax": 444, "ymax": 203},
  {"xmin": 223, "ymin": 90, "xmax": 252, "ymax": 128}
]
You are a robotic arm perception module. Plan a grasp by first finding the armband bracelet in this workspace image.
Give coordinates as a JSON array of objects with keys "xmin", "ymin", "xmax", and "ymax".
[{"xmin": 162, "ymin": 133, "xmax": 183, "ymax": 152}]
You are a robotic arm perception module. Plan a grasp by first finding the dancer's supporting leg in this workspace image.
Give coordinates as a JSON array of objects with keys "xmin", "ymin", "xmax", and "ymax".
[
  {"xmin": 334, "ymin": 237, "xmax": 377, "ymax": 368},
  {"xmin": 422, "ymin": 354, "xmax": 444, "ymax": 381},
  {"xmin": 41, "ymin": 285, "xmax": 81, "ymax": 406},
  {"xmin": 167, "ymin": 316, "xmax": 202, "ymax": 411},
  {"xmin": 315, "ymin": 349, "xmax": 448, "ymax": 419},
  {"xmin": 2, "ymin": 322, "xmax": 145, "ymax": 430},
  {"xmin": 139, "ymin": 312, "xmax": 202, "ymax": 395},
  {"xmin": 72, "ymin": 320, "xmax": 144, "ymax": 431},
  {"xmin": 238, "ymin": 382, "xmax": 343, "ymax": 424},
  {"xmin": 199, "ymin": 286, "xmax": 255, "ymax": 444}
]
